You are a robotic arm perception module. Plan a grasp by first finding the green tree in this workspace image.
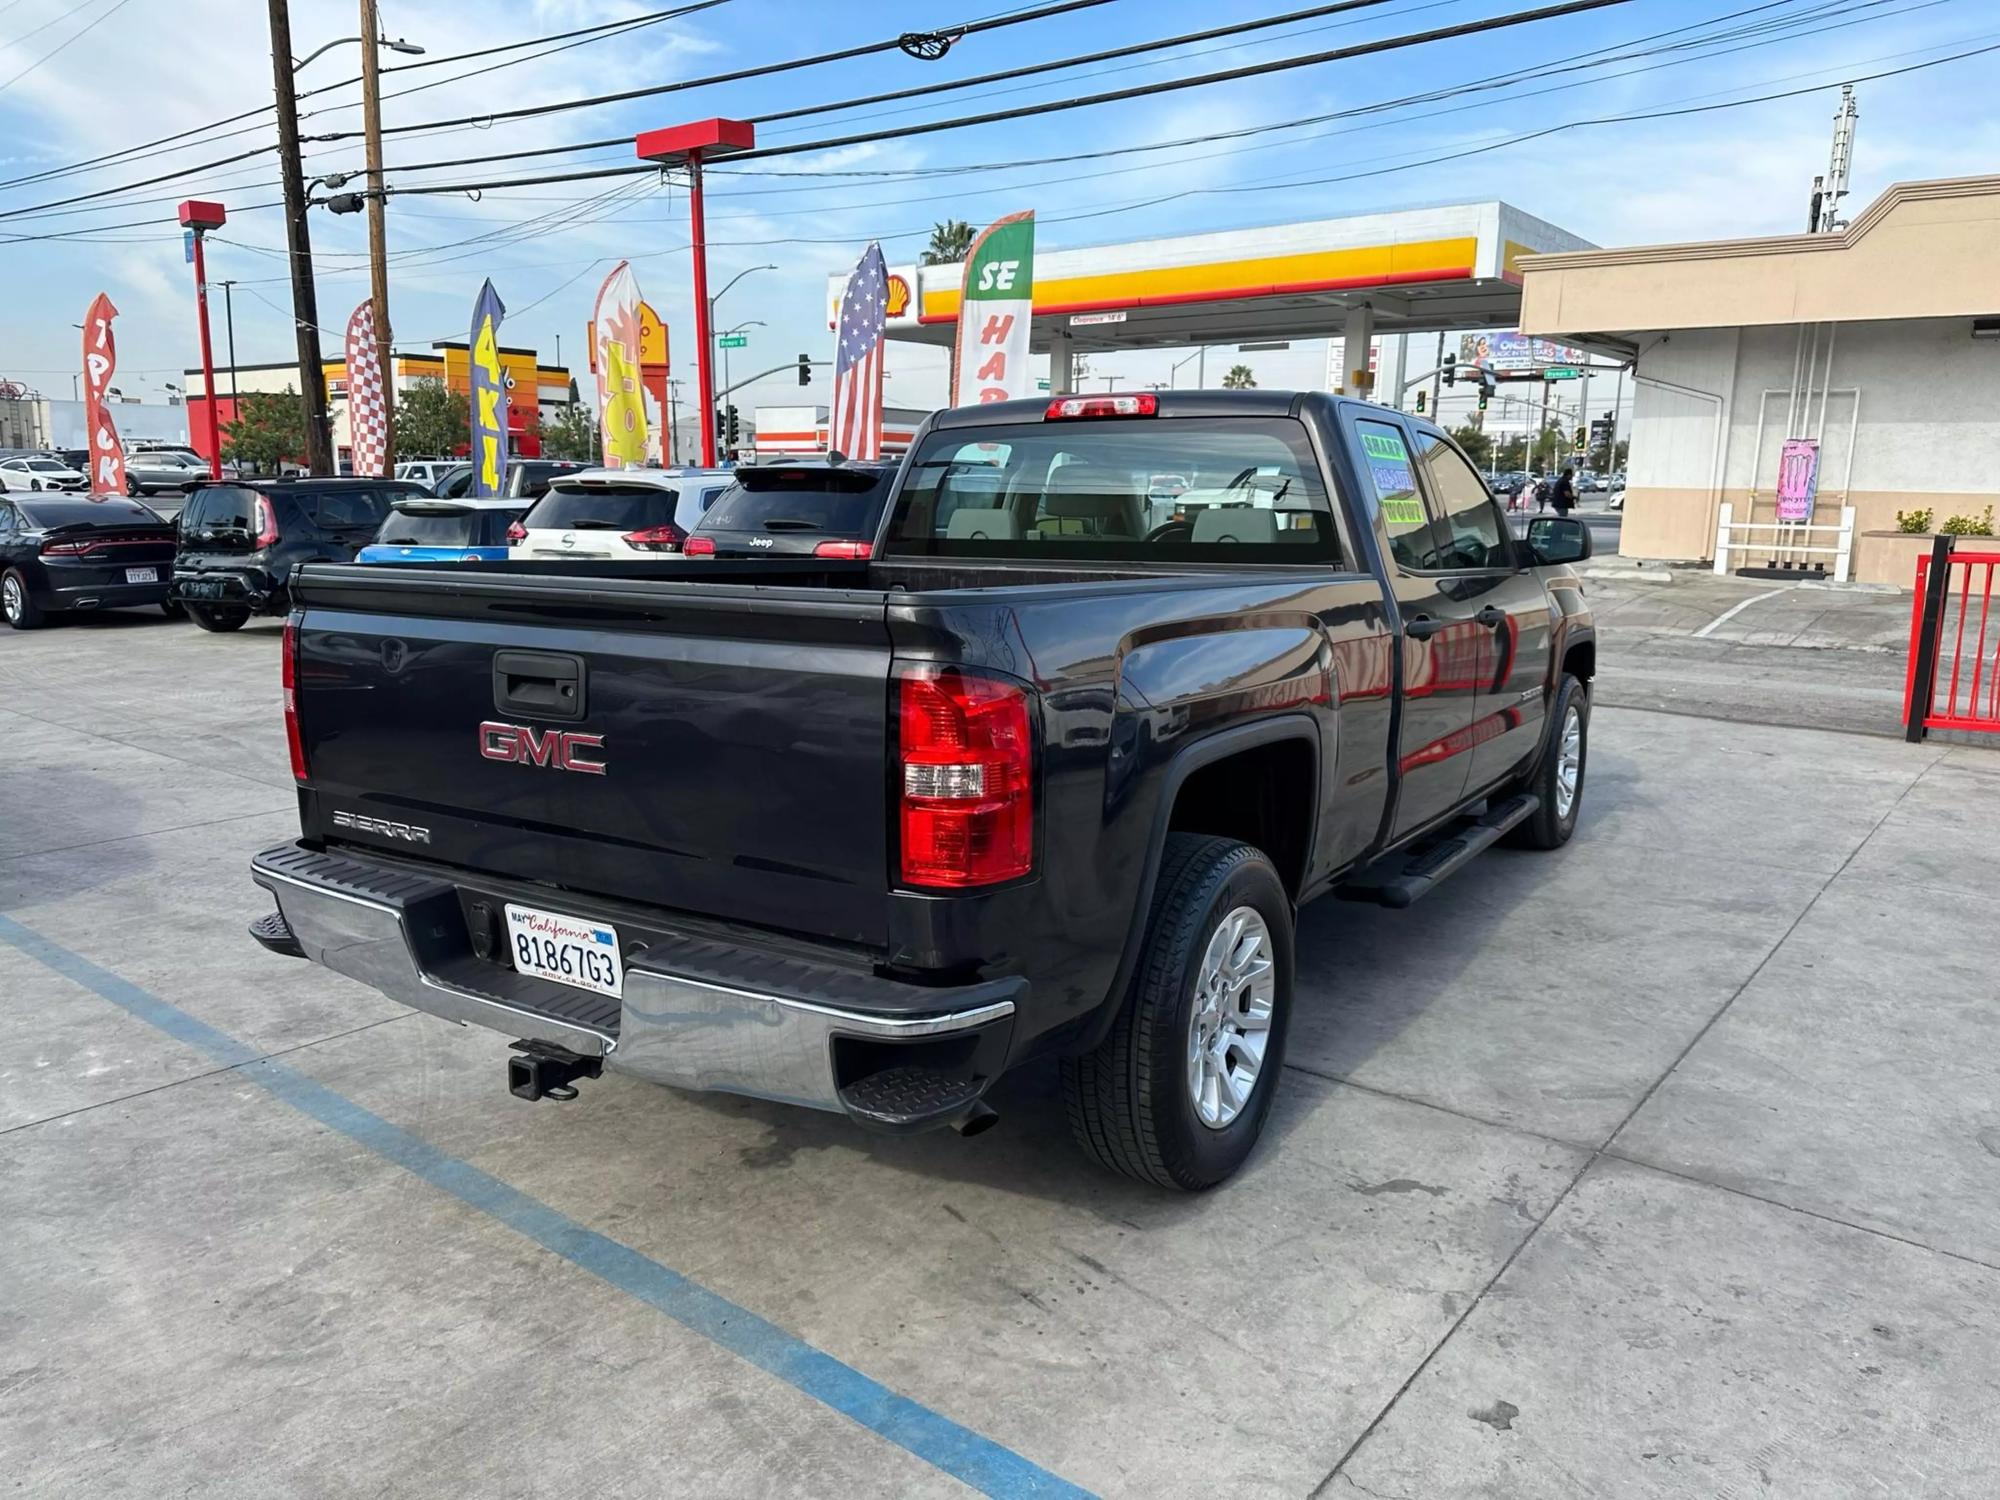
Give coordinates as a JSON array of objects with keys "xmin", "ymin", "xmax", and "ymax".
[
  {"xmin": 920, "ymin": 219, "xmax": 975, "ymax": 266},
  {"xmin": 1449, "ymin": 422, "xmax": 1493, "ymax": 469},
  {"xmin": 221, "ymin": 387, "xmax": 306, "ymax": 472},
  {"xmin": 394, "ymin": 376, "xmax": 469, "ymax": 459},
  {"xmin": 1221, "ymin": 363, "xmax": 1257, "ymax": 389},
  {"xmin": 538, "ymin": 403, "xmax": 597, "ymax": 462}
]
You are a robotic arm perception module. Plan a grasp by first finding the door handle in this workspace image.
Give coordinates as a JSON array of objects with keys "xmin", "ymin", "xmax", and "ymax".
[
  {"xmin": 1403, "ymin": 614, "xmax": 1445, "ymax": 640},
  {"xmin": 1476, "ymin": 606, "xmax": 1509, "ymax": 630}
]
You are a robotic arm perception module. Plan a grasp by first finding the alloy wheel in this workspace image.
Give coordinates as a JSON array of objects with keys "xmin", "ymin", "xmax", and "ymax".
[{"xmin": 1186, "ymin": 905, "xmax": 1276, "ymax": 1129}]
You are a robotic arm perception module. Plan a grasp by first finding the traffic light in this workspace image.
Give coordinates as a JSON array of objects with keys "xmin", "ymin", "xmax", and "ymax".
[
  {"xmin": 1442, "ymin": 352, "xmax": 1457, "ymax": 387},
  {"xmin": 1414, "ymin": 390, "xmax": 1427, "ymax": 414},
  {"xmin": 797, "ymin": 353, "xmax": 811, "ymax": 387},
  {"xmin": 1476, "ymin": 367, "xmax": 1496, "ymax": 411},
  {"xmin": 725, "ymin": 405, "xmax": 741, "ymax": 448},
  {"xmin": 1574, "ymin": 425, "xmax": 1587, "ymax": 448}
]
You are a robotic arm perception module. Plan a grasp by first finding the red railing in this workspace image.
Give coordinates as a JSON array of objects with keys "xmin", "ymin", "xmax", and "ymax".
[{"xmin": 1904, "ymin": 539, "xmax": 2000, "ymax": 739}]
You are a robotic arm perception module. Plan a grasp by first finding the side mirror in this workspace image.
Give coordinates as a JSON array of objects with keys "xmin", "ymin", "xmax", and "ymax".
[{"xmin": 1527, "ymin": 515, "xmax": 1592, "ymax": 566}]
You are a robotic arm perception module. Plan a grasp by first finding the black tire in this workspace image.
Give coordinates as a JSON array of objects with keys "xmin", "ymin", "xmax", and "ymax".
[
  {"xmin": 1062, "ymin": 834, "xmax": 1293, "ymax": 1190},
  {"xmin": 125, "ymin": 473, "xmax": 141, "ymax": 496},
  {"xmin": 2, "ymin": 568, "xmax": 46, "ymax": 629},
  {"xmin": 186, "ymin": 602, "xmax": 249, "ymax": 633},
  {"xmin": 1506, "ymin": 673, "xmax": 1589, "ymax": 850},
  {"xmin": 160, "ymin": 598, "xmax": 186, "ymax": 620}
]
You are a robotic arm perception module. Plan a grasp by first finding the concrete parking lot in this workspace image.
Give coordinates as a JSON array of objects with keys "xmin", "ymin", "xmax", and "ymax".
[{"xmin": 5, "ymin": 604, "xmax": 1998, "ymax": 1498}]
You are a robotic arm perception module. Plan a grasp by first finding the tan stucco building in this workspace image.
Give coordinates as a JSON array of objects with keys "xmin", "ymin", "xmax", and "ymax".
[{"xmin": 1516, "ymin": 175, "xmax": 2000, "ymax": 586}]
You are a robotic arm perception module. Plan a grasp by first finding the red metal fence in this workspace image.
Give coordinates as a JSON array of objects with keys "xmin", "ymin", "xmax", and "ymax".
[{"xmin": 1904, "ymin": 538, "xmax": 2000, "ymax": 740}]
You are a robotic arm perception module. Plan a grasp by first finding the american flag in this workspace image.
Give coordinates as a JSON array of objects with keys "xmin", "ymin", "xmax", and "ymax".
[{"xmin": 831, "ymin": 242, "xmax": 887, "ymax": 460}]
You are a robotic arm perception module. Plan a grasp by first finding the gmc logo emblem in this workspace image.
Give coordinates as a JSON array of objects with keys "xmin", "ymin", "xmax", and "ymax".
[{"xmin": 479, "ymin": 720, "xmax": 607, "ymax": 775}]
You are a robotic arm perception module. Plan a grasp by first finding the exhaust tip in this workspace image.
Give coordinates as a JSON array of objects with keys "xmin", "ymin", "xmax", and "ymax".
[{"xmin": 951, "ymin": 1100, "xmax": 999, "ymax": 1138}]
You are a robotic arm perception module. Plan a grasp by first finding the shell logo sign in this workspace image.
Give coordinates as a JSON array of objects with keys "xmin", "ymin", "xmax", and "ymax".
[{"xmin": 884, "ymin": 273, "xmax": 911, "ymax": 318}]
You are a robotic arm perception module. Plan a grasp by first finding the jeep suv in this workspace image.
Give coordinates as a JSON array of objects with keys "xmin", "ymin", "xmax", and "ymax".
[{"xmin": 170, "ymin": 478, "xmax": 427, "ymax": 632}]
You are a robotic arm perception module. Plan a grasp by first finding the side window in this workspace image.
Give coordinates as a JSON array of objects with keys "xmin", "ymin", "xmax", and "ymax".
[
  {"xmin": 1415, "ymin": 433, "xmax": 1512, "ymax": 571},
  {"xmin": 314, "ymin": 487, "xmax": 395, "ymax": 530},
  {"xmin": 1355, "ymin": 420, "xmax": 1440, "ymax": 572},
  {"xmin": 0, "ymin": 503, "xmax": 16, "ymax": 535}
]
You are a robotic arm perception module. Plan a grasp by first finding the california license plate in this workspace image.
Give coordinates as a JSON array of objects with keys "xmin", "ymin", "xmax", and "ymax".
[
  {"xmin": 125, "ymin": 567, "xmax": 158, "ymax": 584},
  {"xmin": 504, "ymin": 903, "xmax": 623, "ymax": 998}
]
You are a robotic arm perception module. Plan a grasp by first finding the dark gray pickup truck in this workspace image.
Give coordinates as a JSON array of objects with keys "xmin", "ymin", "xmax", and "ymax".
[{"xmin": 250, "ymin": 391, "xmax": 1596, "ymax": 1189}]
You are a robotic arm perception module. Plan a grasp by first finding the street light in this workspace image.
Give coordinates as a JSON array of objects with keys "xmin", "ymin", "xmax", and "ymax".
[
  {"xmin": 293, "ymin": 21, "xmax": 424, "ymax": 475},
  {"xmin": 292, "ymin": 33, "xmax": 423, "ymax": 70},
  {"xmin": 1169, "ymin": 347, "xmax": 1207, "ymax": 389}
]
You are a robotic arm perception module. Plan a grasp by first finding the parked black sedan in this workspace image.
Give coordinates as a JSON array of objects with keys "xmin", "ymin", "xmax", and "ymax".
[{"xmin": 0, "ymin": 495, "xmax": 177, "ymax": 629}]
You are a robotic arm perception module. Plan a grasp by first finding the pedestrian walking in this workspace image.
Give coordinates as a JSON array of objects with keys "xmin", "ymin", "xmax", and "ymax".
[
  {"xmin": 1551, "ymin": 466, "xmax": 1577, "ymax": 518},
  {"xmin": 1533, "ymin": 473, "xmax": 1549, "ymax": 513}
]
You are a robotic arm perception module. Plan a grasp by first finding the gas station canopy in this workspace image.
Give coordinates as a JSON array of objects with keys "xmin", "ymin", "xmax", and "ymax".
[{"xmin": 829, "ymin": 201, "xmax": 1592, "ymax": 391}]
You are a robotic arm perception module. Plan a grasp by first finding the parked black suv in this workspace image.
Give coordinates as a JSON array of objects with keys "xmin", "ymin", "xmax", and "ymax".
[
  {"xmin": 171, "ymin": 478, "xmax": 427, "ymax": 631},
  {"xmin": 687, "ymin": 459, "xmax": 897, "ymax": 558}
]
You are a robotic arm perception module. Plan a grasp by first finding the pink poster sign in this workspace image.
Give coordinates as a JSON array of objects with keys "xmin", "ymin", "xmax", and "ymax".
[{"xmin": 1776, "ymin": 438, "xmax": 1820, "ymax": 523}]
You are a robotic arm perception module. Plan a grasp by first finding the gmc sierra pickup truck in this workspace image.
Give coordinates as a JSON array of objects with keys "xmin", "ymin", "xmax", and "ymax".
[{"xmin": 250, "ymin": 391, "xmax": 1596, "ymax": 1190}]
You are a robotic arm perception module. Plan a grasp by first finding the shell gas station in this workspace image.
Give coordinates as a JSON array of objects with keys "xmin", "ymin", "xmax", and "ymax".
[{"xmin": 830, "ymin": 200, "xmax": 1592, "ymax": 397}]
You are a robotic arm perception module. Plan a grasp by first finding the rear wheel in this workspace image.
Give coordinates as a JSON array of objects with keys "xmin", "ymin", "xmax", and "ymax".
[
  {"xmin": 1062, "ymin": 834, "xmax": 1293, "ymax": 1190},
  {"xmin": 159, "ymin": 598, "xmax": 186, "ymax": 620},
  {"xmin": 2, "ymin": 569, "xmax": 46, "ymax": 629},
  {"xmin": 125, "ymin": 473, "xmax": 141, "ymax": 496},
  {"xmin": 186, "ymin": 602, "xmax": 249, "ymax": 633},
  {"xmin": 1506, "ymin": 673, "xmax": 1588, "ymax": 850}
]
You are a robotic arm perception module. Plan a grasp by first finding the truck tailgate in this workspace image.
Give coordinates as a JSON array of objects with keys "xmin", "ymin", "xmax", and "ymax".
[{"xmin": 292, "ymin": 566, "xmax": 896, "ymax": 946}]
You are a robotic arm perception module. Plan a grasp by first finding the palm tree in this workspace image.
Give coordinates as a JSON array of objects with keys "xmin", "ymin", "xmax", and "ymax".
[
  {"xmin": 921, "ymin": 219, "xmax": 975, "ymax": 266},
  {"xmin": 1222, "ymin": 364, "xmax": 1257, "ymax": 389}
]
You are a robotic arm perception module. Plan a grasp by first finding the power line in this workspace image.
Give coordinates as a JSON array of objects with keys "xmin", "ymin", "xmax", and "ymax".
[
  {"xmin": 371, "ymin": 0, "xmax": 1864, "ymax": 187},
  {"xmin": 0, "ymin": 0, "xmax": 726, "ymax": 194},
  {"xmin": 0, "ymin": 0, "xmax": 140, "ymax": 94},
  {"xmin": 334, "ymin": 0, "xmax": 1123, "ymax": 141},
  {"xmin": 372, "ymin": 0, "xmax": 1647, "ymax": 198},
  {"xmin": 372, "ymin": 0, "xmax": 1423, "ymax": 180}
]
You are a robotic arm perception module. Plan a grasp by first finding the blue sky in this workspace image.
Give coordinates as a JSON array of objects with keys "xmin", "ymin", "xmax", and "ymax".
[{"xmin": 0, "ymin": 0, "xmax": 1994, "ymax": 414}]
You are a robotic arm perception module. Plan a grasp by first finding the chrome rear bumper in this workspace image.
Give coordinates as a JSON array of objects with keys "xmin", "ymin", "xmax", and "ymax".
[{"xmin": 250, "ymin": 843, "xmax": 1017, "ymax": 1115}]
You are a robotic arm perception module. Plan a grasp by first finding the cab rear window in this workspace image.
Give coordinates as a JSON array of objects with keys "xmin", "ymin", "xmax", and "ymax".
[{"xmin": 884, "ymin": 418, "xmax": 1341, "ymax": 563}]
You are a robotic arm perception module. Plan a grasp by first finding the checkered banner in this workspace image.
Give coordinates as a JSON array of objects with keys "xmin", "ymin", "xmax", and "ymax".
[{"xmin": 344, "ymin": 300, "xmax": 389, "ymax": 478}]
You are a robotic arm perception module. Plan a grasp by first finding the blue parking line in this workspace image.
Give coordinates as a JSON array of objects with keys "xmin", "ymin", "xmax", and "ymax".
[{"xmin": 0, "ymin": 913, "xmax": 1093, "ymax": 1500}]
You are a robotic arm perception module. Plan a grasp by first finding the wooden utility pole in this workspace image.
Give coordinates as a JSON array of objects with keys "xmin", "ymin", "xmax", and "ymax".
[
  {"xmin": 266, "ymin": 0, "xmax": 333, "ymax": 474},
  {"xmin": 359, "ymin": 0, "xmax": 395, "ymax": 470}
]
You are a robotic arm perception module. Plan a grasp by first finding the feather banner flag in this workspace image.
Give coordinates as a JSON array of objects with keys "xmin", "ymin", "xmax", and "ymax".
[{"xmin": 592, "ymin": 261, "xmax": 649, "ymax": 468}]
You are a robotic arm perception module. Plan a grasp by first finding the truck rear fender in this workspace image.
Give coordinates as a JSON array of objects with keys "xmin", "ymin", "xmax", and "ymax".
[{"xmin": 1072, "ymin": 714, "xmax": 1321, "ymax": 1056}]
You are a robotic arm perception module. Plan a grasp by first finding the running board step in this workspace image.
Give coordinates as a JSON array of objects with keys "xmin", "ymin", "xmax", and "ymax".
[{"xmin": 1337, "ymin": 794, "xmax": 1540, "ymax": 909}]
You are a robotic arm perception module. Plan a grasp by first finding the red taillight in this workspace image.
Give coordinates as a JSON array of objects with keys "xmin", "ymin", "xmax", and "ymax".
[
  {"xmin": 813, "ymin": 539, "xmax": 873, "ymax": 559},
  {"xmin": 623, "ymin": 524, "xmax": 685, "ymax": 553},
  {"xmin": 253, "ymin": 495, "xmax": 281, "ymax": 550},
  {"xmin": 1045, "ymin": 392, "xmax": 1157, "ymax": 421},
  {"xmin": 40, "ymin": 538, "xmax": 89, "ymax": 555},
  {"xmin": 506, "ymin": 520, "xmax": 527, "ymax": 544},
  {"xmin": 282, "ymin": 618, "xmax": 307, "ymax": 783},
  {"xmin": 683, "ymin": 535, "xmax": 716, "ymax": 557},
  {"xmin": 897, "ymin": 668, "xmax": 1033, "ymax": 889}
]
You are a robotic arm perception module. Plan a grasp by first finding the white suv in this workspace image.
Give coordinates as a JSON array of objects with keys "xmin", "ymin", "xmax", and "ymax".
[{"xmin": 509, "ymin": 467, "xmax": 734, "ymax": 561}]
